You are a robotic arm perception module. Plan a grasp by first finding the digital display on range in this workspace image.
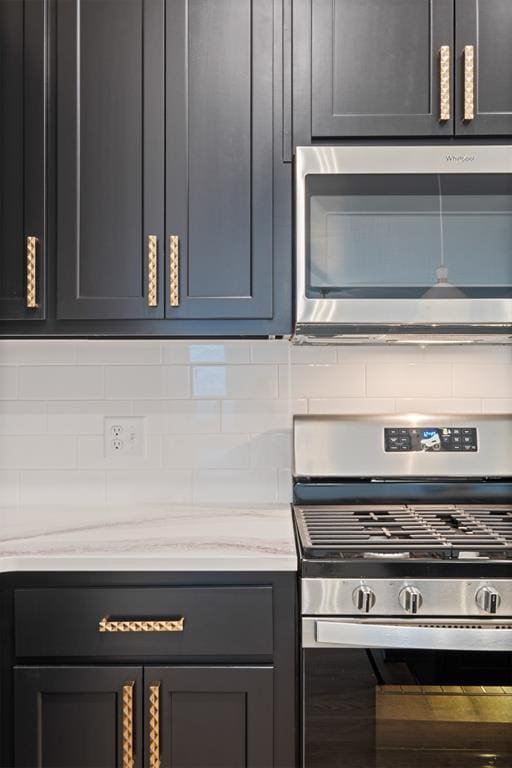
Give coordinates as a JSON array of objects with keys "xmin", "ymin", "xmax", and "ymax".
[{"xmin": 384, "ymin": 427, "xmax": 478, "ymax": 452}]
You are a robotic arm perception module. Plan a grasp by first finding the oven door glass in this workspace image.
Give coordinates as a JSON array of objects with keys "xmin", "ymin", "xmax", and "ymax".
[
  {"xmin": 304, "ymin": 647, "xmax": 512, "ymax": 768},
  {"xmin": 306, "ymin": 174, "xmax": 512, "ymax": 299}
]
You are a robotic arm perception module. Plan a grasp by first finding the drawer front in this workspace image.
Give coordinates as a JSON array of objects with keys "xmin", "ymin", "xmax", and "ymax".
[{"xmin": 15, "ymin": 586, "xmax": 273, "ymax": 658}]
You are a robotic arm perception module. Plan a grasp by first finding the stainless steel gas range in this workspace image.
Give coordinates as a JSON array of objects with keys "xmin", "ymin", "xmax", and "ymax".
[{"xmin": 293, "ymin": 414, "xmax": 512, "ymax": 768}]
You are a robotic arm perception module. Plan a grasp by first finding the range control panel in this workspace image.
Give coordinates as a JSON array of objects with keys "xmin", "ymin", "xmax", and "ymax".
[{"xmin": 384, "ymin": 427, "xmax": 478, "ymax": 453}]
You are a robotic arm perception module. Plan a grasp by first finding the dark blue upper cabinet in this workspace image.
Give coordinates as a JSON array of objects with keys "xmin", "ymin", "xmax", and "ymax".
[
  {"xmin": 55, "ymin": 0, "xmax": 166, "ymax": 320},
  {"xmin": 0, "ymin": 0, "xmax": 46, "ymax": 321},
  {"xmin": 455, "ymin": 0, "xmax": 512, "ymax": 136},
  {"xmin": 165, "ymin": 0, "xmax": 291, "ymax": 327}
]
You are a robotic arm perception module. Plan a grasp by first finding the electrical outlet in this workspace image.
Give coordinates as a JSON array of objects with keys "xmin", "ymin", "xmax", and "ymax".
[{"xmin": 105, "ymin": 418, "xmax": 145, "ymax": 458}]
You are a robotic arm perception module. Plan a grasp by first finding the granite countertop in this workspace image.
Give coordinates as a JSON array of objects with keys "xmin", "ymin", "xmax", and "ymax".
[{"xmin": 0, "ymin": 505, "xmax": 297, "ymax": 572}]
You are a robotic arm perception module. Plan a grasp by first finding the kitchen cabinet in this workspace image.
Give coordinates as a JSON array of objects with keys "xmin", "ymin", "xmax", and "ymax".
[
  {"xmin": 4, "ymin": 573, "xmax": 297, "ymax": 768},
  {"xmin": 15, "ymin": 667, "xmax": 144, "ymax": 768},
  {"xmin": 295, "ymin": 0, "xmax": 512, "ymax": 143},
  {"xmin": 147, "ymin": 667, "xmax": 274, "ymax": 768},
  {"xmin": 55, "ymin": 0, "xmax": 165, "ymax": 320},
  {"xmin": 165, "ymin": 0, "xmax": 290, "ymax": 322},
  {"xmin": 455, "ymin": 0, "xmax": 512, "ymax": 135},
  {"xmin": 46, "ymin": 0, "xmax": 291, "ymax": 333},
  {"xmin": 14, "ymin": 666, "xmax": 273, "ymax": 768},
  {"xmin": 305, "ymin": 0, "xmax": 454, "ymax": 139},
  {"xmin": 0, "ymin": 0, "xmax": 46, "ymax": 320}
]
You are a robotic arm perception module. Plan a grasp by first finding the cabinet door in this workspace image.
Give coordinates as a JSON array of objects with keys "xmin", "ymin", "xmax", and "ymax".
[
  {"xmin": 311, "ymin": 0, "xmax": 454, "ymax": 138},
  {"xmin": 455, "ymin": 0, "xmax": 512, "ymax": 135},
  {"xmin": 55, "ymin": 0, "xmax": 165, "ymax": 320},
  {"xmin": 146, "ymin": 667, "xmax": 274, "ymax": 768},
  {"xmin": 165, "ymin": 0, "xmax": 276, "ymax": 320},
  {"xmin": 14, "ymin": 666, "xmax": 143, "ymax": 768},
  {"xmin": 0, "ymin": 0, "xmax": 45, "ymax": 320}
]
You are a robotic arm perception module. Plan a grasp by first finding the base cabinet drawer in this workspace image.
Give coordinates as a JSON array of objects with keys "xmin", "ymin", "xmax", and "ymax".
[
  {"xmin": 14, "ymin": 665, "xmax": 274, "ymax": 768},
  {"xmin": 14, "ymin": 586, "xmax": 273, "ymax": 658}
]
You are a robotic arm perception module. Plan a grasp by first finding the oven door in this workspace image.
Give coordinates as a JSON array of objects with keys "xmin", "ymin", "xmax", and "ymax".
[
  {"xmin": 295, "ymin": 145, "xmax": 512, "ymax": 334},
  {"xmin": 302, "ymin": 617, "xmax": 512, "ymax": 768}
]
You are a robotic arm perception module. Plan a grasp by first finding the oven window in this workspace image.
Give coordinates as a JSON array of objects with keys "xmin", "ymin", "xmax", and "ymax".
[
  {"xmin": 304, "ymin": 649, "xmax": 512, "ymax": 768},
  {"xmin": 305, "ymin": 173, "xmax": 512, "ymax": 299}
]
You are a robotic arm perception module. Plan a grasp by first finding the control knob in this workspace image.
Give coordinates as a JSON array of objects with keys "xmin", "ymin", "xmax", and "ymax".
[
  {"xmin": 352, "ymin": 585, "xmax": 376, "ymax": 613},
  {"xmin": 399, "ymin": 586, "xmax": 423, "ymax": 614},
  {"xmin": 475, "ymin": 586, "xmax": 501, "ymax": 615}
]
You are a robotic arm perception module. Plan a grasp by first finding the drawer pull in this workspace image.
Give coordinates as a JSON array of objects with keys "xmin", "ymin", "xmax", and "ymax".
[
  {"xmin": 149, "ymin": 683, "xmax": 161, "ymax": 768},
  {"xmin": 147, "ymin": 235, "xmax": 158, "ymax": 307},
  {"xmin": 122, "ymin": 681, "xmax": 135, "ymax": 768},
  {"xmin": 169, "ymin": 235, "xmax": 180, "ymax": 307},
  {"xmin": 99, "ymin": 617, "xmax": 184, "ymax": 633},
  {"xmin": 463, "ymin": 45, "xmax": 475, "ymax": 121},
  {"xmin": 438, "ymin": 45, "xmax": 451, "ymax": 121},
  {"xmin": 26, "ymin": 236, "xmax": 38, "ymax": 309}
]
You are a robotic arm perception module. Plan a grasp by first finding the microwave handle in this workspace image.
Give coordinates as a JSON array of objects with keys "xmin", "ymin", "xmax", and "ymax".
[{"xmin": 304, "ymin": 618, "xmax": 512, "ymax": 653}]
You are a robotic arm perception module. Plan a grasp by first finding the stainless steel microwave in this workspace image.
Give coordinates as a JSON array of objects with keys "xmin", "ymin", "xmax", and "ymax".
[{"xmin": 294, "ymin": 145, "xmax": 512, "ymax": 344}]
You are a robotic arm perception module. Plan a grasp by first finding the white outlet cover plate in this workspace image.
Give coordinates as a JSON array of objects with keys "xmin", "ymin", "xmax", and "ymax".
[{"xmin": 104, "ymin": 418, "xmax": 146, "ymax": 458}]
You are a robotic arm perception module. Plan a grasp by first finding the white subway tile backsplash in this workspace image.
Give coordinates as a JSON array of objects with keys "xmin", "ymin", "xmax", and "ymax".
[
  {"xmin": 0, "ymin": 435, "xmax": 76, "ymax": 469},
  {"xmin": 76, "ymin": 341, "xmax": 161, "ymax": 365},
  {"xmin": 0, "ymin": 367, "xmax": 18, "ymax": 399},
  {"xmin": 47, "ymin": 400, "xmax": 132, "ymax": 434},
  {"xmin": 0, "ymin": 401, "xmax": 47, "ymax": 434},
  {"xmin": 453, "ymin": 365, "xmax": 512, "ymax": 398},
  {"xmin": 193, "ymin": 365, "xmax": 278, "ymax": 399},
  {"xmin": 19, "ymin": 366, "xmax": 103, "ymax": 400},
  {"xmin": 0, "ymin": 471, "xmax": 19, "ymax": 505},
  {"xmin": 221, "ymin": 399, "xmax": 306, "ymax": 433},
  {"xmin": 308, "ymin": 397, "xmax": 395, "ymax": 414},
  {"xmin": 0, "ymin": 340, "xmax": 76, "ymax": 365},
  {"xmin": 19, "ymin": 470, "xmax": 106, "ymax": 505},
  {"xmin": 1, "ymin": 339, "xmax": 510, "ymax": 508},
  {"xmin": 249, "ymin": 432, "xmax": 291, "ymax": 469},
  {"xmin": 133, "ymin": 400, "xmax": 221, "ymax": 434},
  {"xmin": 77, "ymin": 434, "xmax": 163, "ymax": 470},
  {"xmin": 106, "ymin": 470, "xmax": 192, "ymax": 505},
  {"xmin": 367, "ymin": 363, "xmax": 452, "ymax": 397},
  {"xmin": 164, "ymin": 434, "xmax": 250, "ymax": 469},
  {"xmin": 281, "ymin": 364, "xmax": 365, "ymax": 399},
  {"xmin": 192, "ymin": 469, "xmax": 278, "ymax": 505}
]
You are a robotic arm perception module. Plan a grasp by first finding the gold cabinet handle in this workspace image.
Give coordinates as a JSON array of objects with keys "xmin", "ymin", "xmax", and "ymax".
[
  {"xmin": 463, "ymin": 45, "xmax": 475, "ymax": 121},
  {"xmin": 122, "ymin": 681, "xmax": 135, "ymax": 768},
  {"xmin": 26, "ymin": 236, "xmax": 38, "ymax": 309},
  {"xmin": 147, "ymin": 235, "xmax": 158, "ymax": 307},
  {"xmin": 439, "ymin": 45, "xmax": 451, "ymax": 121},
  {"xmin": 169, "ymin": 235, "xmax": 180, "ymax": 307},
  {"xmin": 149, "ymin": 683, "xmax": 161, "ymax": 768},
  {"xmin": 98, "ymin": 617, "xmax": 184, "ymax": 633}
]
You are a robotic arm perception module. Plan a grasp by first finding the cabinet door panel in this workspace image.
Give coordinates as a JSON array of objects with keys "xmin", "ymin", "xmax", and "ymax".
[
  {"xmin": 165, "ymin": 0, "xmax": 274, "ymax": 319},
  {"xmin": 14, "ymin": 666, "xmax": 143, "ymax": 768},
  {"xmin": 456, "ymin": 0, "xmax": 512, "ymax": 135},
  {"xmin": 146, "ymin": 666, "xmax": 274, "ymax": 768},
  {"xmin": 311, "ymin": 0, "xmax": 454, "ymax": 137},
  {"xmin": 56, "ymin": 0, "xmax": 164, "ymax": 320},
  {"xmin": 0, "ymin": 0, "xmax": 45, "ymax": 320}
]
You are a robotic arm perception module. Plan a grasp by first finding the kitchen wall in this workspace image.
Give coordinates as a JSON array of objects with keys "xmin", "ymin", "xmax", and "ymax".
[{"xmin": 0, "ymin": 340, "xmax": 511, "ymax": 507}]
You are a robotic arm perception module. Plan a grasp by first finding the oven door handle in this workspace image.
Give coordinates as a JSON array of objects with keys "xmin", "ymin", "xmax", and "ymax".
[{"xmin": 304, "ymin": 618, "xmax": 512, "ymax": 652}]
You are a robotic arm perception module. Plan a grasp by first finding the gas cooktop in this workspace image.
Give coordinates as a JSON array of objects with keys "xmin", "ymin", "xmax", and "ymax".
[{"xmin": 294, "ymin": 504, "xmax": 512, "ymax": 560}]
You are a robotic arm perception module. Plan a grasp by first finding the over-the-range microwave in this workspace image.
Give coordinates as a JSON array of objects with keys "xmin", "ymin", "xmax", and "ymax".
[{"xmin": 294, "ymin": 145, "xmax": 512, "ymax": 344}]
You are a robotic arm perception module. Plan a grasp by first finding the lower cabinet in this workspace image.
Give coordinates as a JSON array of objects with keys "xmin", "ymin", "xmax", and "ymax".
[{"xmin": 15, "ymin": 665, "xmax": 274, "ymax": 768}]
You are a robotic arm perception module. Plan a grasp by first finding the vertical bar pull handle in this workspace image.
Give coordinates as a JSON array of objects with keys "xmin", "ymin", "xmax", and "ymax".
[
  {"xmin": 464, "ymin": 45, "xmax": 475, "ymax": 121},
  {"xmin": 169, "ymin": 235, "xmax": 180, "ymax": 307},
  {"xmin": 149, "ymin": 683, "xmax": 161, "ymax": 768},
  {"xmin": 122, "ymin": 682, "xmax": 135, "ymax": 768},
  {"xmin": 439, "ymin": 45, "xmax": 451, "ymax": 121},
  {"xmin": 26, "ymin": 236, "xmax": 38, "ymax": 309},
  {"xmin": 147, "ymin": 235, "xmax": 158, "ymax": 307}
]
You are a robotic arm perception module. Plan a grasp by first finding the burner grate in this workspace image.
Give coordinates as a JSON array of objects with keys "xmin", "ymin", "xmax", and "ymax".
[{"xmin": 294, "ymin": 505, "xmax": 512, "ymax": 559}]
